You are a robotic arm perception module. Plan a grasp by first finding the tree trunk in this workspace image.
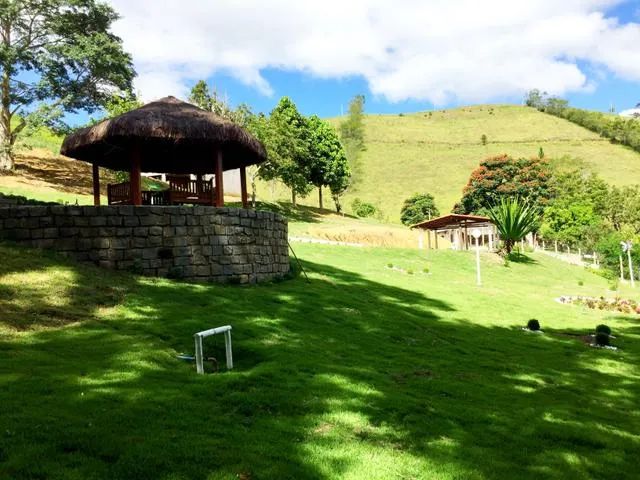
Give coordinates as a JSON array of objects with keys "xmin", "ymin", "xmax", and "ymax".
[
  {"xmin": 318, "ymin": 187, "xmax": 323, "ymax": 210},
  {"xmin": 504, "ymin": 238, "xmax": 514, "ymax": 255},
  {"xmin": 1, "ymin": 69, "xmax": 14, "ymax": 171},
  {"xmin": 291, "ymin": 190, "xmax": 297, "ymax": 207},
  {"xmin": 0, "ymin": 130, "xmax": 13, "ymax": 171},
  {"xmin": 332, "ymin": 193, "xmax": 342, "ymax": 213}
]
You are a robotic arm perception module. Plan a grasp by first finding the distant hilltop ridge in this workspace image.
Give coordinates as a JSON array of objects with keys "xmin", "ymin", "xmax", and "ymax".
[{"xmin": 620, "ymin": 103, "xmax": 640, "ymax": 118}]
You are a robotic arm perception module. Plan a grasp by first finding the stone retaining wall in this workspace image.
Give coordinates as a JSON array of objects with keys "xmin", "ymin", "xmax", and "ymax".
[{"xmin": 0, "ymin": 205, "xmax": 289, "ymax": 283}]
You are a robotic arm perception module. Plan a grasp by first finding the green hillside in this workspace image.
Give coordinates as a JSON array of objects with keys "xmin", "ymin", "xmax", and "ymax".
[
  {"xmin": 341, "ymin": 105, "xmax": 640, "ymax": 220},
  {"xmin": 7, "ymin": 104, "xmax": 640, "ymax": 224},
  {"xmin": 259, "ymin": 105, "xmax": 640, "ymax": 222}
]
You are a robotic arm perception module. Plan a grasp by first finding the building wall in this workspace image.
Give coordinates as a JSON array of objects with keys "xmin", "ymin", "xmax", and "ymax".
[{"xmin": 0, "ymin": 205, "xmax": 289, "ymax": 284}]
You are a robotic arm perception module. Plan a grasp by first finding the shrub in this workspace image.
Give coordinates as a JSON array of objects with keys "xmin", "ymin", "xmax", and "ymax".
[
  {"xmin": 481, "ymin": 134, "xmax": 488, "ymax": 146},
  {"xmin": 387, "ymin": 263, "xmax": 393, "ymax": 268},
  {"xmin": 595, "ymin": 324, "xmax": 611, "ymax": 335},
  {"xmin": 487, "ymin": 197, "xmax": 541, "ymax": 254},
  {"xmin": 351, "ymin": 198, "xmax": 377, "ymax": 218},
  {"xmin": 594, "ymin": 332, "xmax": 610, "ymax": 346},
  {"xmin": 578, "ymin": 280, "xmax": 584, "ymax": 286},
  {"xmin": 407, "ymin": 269, "xmax": 414, "ymax": 275},
  {"xmin": 527, "ymin": 319, "xmax": 541, "ymax": 331},
  {"xmin": 423, "ymin": 267, "xmax": 430, "ymax": 274}
]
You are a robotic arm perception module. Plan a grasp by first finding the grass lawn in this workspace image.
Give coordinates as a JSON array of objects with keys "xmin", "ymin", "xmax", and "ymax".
[{"xmin": 1, "ymin": 240, "xmax": 639, "ymax": 479}]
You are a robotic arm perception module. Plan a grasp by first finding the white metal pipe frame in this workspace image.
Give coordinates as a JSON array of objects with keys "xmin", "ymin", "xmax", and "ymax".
[{"xmin": 194, "ymin": 325, "xmax": 233, "ymax": 374}]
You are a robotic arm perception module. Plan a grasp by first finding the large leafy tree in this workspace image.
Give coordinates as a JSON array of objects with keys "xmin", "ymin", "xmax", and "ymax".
[
  {"xmin": 455, "ymin": 154, "xmax": 552, "ymax": 214},
  {"xmin": 259, "ymin": 97, "xmax": 311, "ymax": 206},
  {"xmin": 0, "ymin": 0, "xmax": 135, "ymax": 170},
  {"xmin": 400, "ymin": 193, "xmax": 440, "ymax": 226},
  {"xmin": 307, "ymin": 114, "xmax": 350, "ymax": 210},
  {"xmin": 539, "ymin": 203, "xmax": 604, "ymax": 249},
  {"xmin": 540, "ymin": 171, "xmax": 611, "ymax": 248}
]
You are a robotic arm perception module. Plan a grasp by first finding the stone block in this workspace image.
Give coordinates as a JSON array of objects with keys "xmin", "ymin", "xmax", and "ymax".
[
  {"xmin": 139, "ymin": 215, "xmax": 159, "ymax": 226},
  {"xmin": 142, "ymin": 249, "xmax": 158, "ymax": 260},
  {"xmin": 93, "ymin": 238, "xmax": 110, "ymax": 249},
  {"xmin": 133, "ymin": 237, "xmax": 147, "ymax": 248},
  {"xmin": 196, "ymin": 265, "xmax": 211, "ymax": 276},
  {"xmin": 116, "ymin": 227, "xmax": 133, "ymax": 237},
  {"xmin": 174, "ymin": 256, "xmax": 191, "ymax": 266},
  {"xmin": 148, "ymin": 236, "xmax": 162, "ymax": 247},
  {"xmin": 89, "ymin": 217, "xmax": 107, "ymax": 227},
  {"xmin": 111, "ymin": 238, "xmax": 130, "ymax": 249},
  {"xmin": 55, "ymin": 216, "xmax": 74, "ymax": 227},
  {"xmin": 123, "ymin": 216, "xmax": 140, "ymax": 227},
  {"xmin": 43, "ymin": 227, "xmax": 59, "ymax": 239},
  {"xmin": 170, "ymin": 216, "xmax": 186, "ymax": 226},
  {"xmin": 59, "ymin": 227, "xmax": 79, "ymax": 237},
  {"xmin": 57, "ymin": 238, "xmax": 77, "ymax": 251}
]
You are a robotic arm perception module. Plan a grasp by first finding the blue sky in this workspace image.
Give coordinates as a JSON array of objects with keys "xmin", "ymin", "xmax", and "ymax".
[
  {"xmin": 70, "ymin": 1, "xmax": 640, "ymax": 123},
  {"xmin": 194, "ymin": 0, "xmax": 640, "ymax": 117}
]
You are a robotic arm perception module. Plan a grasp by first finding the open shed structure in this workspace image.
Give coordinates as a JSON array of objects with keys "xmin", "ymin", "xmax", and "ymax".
[
  {"xmin": 412, "ymin": 214, "xmax": 497, "ymax": 250},
  {"xmin": 61, "ymin": 96, "xmax": 265, "ymax": 208}
]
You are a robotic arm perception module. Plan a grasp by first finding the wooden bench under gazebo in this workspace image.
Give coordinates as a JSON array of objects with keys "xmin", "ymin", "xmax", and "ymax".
[{"xmin": 60, "ymin": 96, "xmax": 266, "ymax": 207}]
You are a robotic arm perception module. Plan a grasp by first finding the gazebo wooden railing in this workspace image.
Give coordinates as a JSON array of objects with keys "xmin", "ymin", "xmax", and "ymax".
[{"xmin": 107, "ymin": 177, "xmax": 216, "ymax": 206}]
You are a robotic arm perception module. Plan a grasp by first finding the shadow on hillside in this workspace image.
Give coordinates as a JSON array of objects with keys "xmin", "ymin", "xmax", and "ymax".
[
  {"xmin": 10, "ymin": 153, "xmax": 115, "ymax": 195},
  {"xmin": 1, "ymin": 252, "xmax": 639, "ymax": 479},
  {"xmin": 254, "ymin": 200, "xmax": 358, "ymax": 224}
]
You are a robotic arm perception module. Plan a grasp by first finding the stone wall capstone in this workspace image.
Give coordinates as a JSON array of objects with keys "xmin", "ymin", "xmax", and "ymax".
[{"xmin": 0, "ymin": 205, "xmax": 289, "ymax": 284}]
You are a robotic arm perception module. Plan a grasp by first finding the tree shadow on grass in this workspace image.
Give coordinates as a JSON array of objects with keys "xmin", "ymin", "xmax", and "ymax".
[
  {"xmin": 1, "ymin": 249, "xmax": 639, "ymax": 479},
  {"xmin": 0, "ymin": 243, "xmax": 131, "ymax": 331},
  {"xmin": 251, "ymin": 201, "xmax": 358, "ymax": 224},
  {"xmin": 507, "ymin": 252, "xmax": 538, "ymax": 264}
]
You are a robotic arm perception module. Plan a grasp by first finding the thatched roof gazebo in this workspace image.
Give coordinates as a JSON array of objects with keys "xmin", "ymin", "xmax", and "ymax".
[{"xmin": 61, "ymin": 96, "xmax": 266, "ymax": 207}]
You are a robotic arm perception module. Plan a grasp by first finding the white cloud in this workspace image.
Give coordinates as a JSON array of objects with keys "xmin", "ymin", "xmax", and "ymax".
[{"xmin": 107, "ymin": 0, "xmax": 640, "ymax": 105}]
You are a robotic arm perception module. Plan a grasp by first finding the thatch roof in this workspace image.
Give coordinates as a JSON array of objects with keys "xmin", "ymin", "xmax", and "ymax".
[{"xmin": 60, "ymin": 96, "xmax": 266, "ymax": 174}]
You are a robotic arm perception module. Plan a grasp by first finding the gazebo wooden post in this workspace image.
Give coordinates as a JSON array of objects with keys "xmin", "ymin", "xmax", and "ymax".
[
  {"xmin": 464, "ymin": 222, "xmax": 469, "ymax": 250},
  {"xmin": 215, "ymin": 150, "xmax": 224, "ymax": 207},
  {"xmin": 130, "ymin": 146, "xmax": 142, "ymax": 206},
  {"xmin": 92, "ymin": 163, "xmax": 101, "ymax": 206},
  {"xmin": 240, "ymin": 166, "xmax": 248, "ymax": 208},
  {"xmin": 435, "ymin": 230, "xmax": 439, "ymax": 249},
  {"xmin": 427, "ymin": 230, "xmax": 432, "ymax": 250}
]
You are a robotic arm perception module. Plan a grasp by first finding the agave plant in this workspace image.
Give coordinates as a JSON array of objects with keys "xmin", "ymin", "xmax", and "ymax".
[{"xmin": 487, "ymin": 197, "xmax": 540, "ymax": 255}]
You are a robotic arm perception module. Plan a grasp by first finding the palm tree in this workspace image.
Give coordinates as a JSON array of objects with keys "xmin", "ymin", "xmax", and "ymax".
[{"xmin": 487, "ymin": 197, "xmax": 540, "ymax": 255}]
